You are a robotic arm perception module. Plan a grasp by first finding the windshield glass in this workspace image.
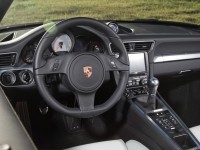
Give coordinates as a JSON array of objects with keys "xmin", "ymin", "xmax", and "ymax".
[{"xmin": 1, "ymin": 0, "xmax": 200, "ymax": 27}]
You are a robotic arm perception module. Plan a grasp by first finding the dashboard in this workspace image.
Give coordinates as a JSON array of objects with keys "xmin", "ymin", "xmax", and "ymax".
[
  {"xmin": 1, "ymin": 20, "xmax": 200, "ymax": 92},
  {"xmin": 0, "ymin": 24, "xmax": 119, "ymax": 87}
]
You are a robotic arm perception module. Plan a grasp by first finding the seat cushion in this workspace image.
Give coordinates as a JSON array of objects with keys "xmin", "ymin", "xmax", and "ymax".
[
  {"xmin": 66, "ymin": 140, "xmax": 127, "ymax": 150},
  {"xmin": 190, "ymin": 125, "xmax": 200, "ymax": 142},
  {"xmin": 126, "ymin": 140, "xmax": 149, "ymax": 150},
  {"xmin": 66, "ymin": 139, "xmax": 149, "ymax": 150}
]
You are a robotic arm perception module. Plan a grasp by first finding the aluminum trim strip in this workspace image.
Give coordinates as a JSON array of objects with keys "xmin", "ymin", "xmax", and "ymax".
[{"xmin": 154, "ymin": 53, "xmax": 200, "ymax": 63}]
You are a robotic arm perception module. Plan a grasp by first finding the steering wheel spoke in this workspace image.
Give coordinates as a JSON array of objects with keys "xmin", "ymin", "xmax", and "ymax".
[
  {"xmin": 34, "ymin": 54, "xmax": 73, "ymax": 75},
  {"xmin": 76, "ymin": 92, "xmax": 96, "ymax": 111},
  {"xmin": 98, "ymin": 53, "xmax": 129, "ymax": 72}
]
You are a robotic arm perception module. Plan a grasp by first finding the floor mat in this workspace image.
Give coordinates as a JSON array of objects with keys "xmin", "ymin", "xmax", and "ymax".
[
  {"xmin": 15, "ymin": 101, "xmax": 32, "ymax": 136},
  {"xmin": 30, "ymin": 110, "xmax": 119, "ymax": 150},
  {"xmin": 37, "ymin": 130, "xmax": 102, "ymax": 150}
]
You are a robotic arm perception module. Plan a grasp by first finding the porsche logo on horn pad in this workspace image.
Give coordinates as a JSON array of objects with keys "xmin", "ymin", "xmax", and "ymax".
[{"xmin": 83, "ymin": 66, "xmax": 92, "ymax": 78}]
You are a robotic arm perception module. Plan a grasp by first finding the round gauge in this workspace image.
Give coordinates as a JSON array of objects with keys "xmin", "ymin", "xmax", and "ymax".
[
  {"xmin": 89, "ymin": 42, "xmax": 104, "ymax": 53},
  {"xmin": 1, "ymin": 71, "xmax": 16, "ymax": 86},
  {"xmin": 21, "ymin": 45, "xmax": 35, "ymax": 64},
  {"xmin": 108, "ymin": 22, "xmax": 119, "ymax": 33},
  {"xmin": 52, "ymin": 34, "xmax": 73, "ymax": 53}
]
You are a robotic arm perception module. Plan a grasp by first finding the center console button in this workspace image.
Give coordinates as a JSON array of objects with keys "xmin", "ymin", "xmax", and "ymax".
[
  {"xmin": 141, "ymin": 78, "xmax": 148, "ymax": 85},
  {"xmin": 128, "ymin": 81, "xmax": 132, "ymax": 86},
  {"xmin": 126, "ymin": 75, "xmax": 148, "ymax": 97}
]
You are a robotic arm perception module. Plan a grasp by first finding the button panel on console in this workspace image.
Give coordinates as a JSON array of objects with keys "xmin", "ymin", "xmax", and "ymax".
[{"xmin": 125, "ymin": 75, "xmax": 148, "ymax": 97}]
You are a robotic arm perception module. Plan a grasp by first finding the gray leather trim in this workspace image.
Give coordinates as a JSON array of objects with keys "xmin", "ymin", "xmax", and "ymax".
[
  {"xmin": 154, "ymin": 53, "xmax": 200, "ymax": 63},
  {"xmin": 126, "ymin": 140, "xmax": 149, "ymax": 150},
  {"xmin": 66, "ymin": 139, "xmax": 149, "ymax": 150},
  {"xmin": 190, "ymin": 125, "xmax": 200, "ymax": 142},
  {"xmin": 66, "ymin": 140, "xmax": 127, "ymax": 150},
  {"xmin": 0, "ymin": 86, "xmax": 37, "ymax": 150}
]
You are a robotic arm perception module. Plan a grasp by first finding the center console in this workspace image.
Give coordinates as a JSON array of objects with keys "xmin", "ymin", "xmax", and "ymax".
[
  {"xmin": 125, "ymin": 52, "xmax": 149, "ymax": 97},
  {"xmin": 124, "ymin": 51, "xmax": 200, "ymax": 150},
  {"xmin": 126, "ymin": 83, "xmax": 199, "ymax": 149},
  {"xmin": 147, "ymin": 103, "xmax": 197, "ymax": 149}
]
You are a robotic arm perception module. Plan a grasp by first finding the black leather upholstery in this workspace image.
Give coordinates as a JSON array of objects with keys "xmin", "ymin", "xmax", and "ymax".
[{"xmin": 0, "ymin": 87, "xmax": 37, "ymax": 150}]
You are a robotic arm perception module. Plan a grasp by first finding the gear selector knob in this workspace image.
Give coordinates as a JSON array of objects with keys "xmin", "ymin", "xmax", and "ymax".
[
  {"xmin": 146, "ymin": 77, "xmax": 159, "ymax": 109},
  {"xmin": 149, "ymin": 77, "xmax": 159, "ymax": 96}
]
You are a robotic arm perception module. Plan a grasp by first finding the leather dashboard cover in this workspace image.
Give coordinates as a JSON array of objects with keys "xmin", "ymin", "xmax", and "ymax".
[{"xmin": 0, "ymin": 87, "xmax": 37, "ymax": 150}]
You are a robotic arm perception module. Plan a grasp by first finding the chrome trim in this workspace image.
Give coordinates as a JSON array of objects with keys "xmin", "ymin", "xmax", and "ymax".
[
  {"xmin": 148, "ymin": 108, "xmax": 166, "ymax": 113},
  {"xmin": 153, "ymin": 109, "xmax": 164, "ymax": 113},
  {"xmin": 13, "ymin": 32, "xmax": 17, "ymax": 39},
  {"xmin": 108, "ymin": 42, "xmax": 115, "ymax": 56},
  {"xmin": 130, "ymin": 28, "xmax": 135, "ymax": 33},
  {"xmin": 179, "ymin": 70, "xmax": 191, "ymax": 74},
  {"xmin": 154, "ymin": 56, "xmax": 164, "ymax": 63},
  {"xmin": 154, "ymin": 53, "xmax": 200, "ymax": 63}
]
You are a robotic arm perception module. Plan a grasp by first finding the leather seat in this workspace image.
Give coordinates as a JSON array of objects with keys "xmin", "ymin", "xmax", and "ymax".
[
  {"xmin": 190, "ymin": 125, "xmax": 200, "ymax": 142},
  {"xmin": 126, "ymin": 140, "xmax": 150, "ymax": 150},
  {"xmin": 66, "ymin": 139, "xmax": 149, "ymax": 150}
]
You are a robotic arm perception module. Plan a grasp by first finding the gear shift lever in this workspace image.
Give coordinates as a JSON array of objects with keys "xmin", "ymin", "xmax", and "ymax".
[
  {"xmin": 147, "ymin": 77, "xmax": 159, "ymax": 109},
  {"xmin": 149, "ymin": 77, "xmax": 159, "ymax": 97}
]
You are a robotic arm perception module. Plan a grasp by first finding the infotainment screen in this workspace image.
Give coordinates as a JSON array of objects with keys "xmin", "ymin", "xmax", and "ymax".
[{"xmin": 128, "ymin": 53, "xmax": 146, "ymax": 74}]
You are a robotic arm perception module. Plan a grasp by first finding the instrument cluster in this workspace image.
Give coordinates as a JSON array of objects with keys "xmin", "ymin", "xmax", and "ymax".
[{"xmin": 21, "ymin": 31, "xmax": 105, "ymax": 64}]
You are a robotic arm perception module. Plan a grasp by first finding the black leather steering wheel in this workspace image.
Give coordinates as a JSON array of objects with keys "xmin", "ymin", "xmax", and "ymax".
[{"xmin": 34, "ymin": 17, "xmax": 129, "ymax": 118}]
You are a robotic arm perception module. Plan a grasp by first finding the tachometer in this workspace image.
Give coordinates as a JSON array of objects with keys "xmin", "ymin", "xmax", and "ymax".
[{"xmin": 52, "ymin": 33, "xmax": 73, "ymax": 53}]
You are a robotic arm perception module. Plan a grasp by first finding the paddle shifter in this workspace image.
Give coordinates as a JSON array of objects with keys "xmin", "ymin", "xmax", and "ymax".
[{"xmin": 147, "ymin": 77, "xmax": 159, "ymax": 109}]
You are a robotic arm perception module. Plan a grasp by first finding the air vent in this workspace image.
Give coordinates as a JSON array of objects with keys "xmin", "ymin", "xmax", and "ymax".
[
  {"xmin": 124, "ymin": 43, "xmax": 131, "ymax": 51},
  {"xmin": 110, "ymin": 41, "xmax": 154, "ymax": 53},
  {"xmin": 134, "ymin": 42, "xmax": 153, "ymax": 51},
  {"xmin": 110, "ymin": 43, "xmax": 131, "ymax": 53},
  {"xmin": 0, "ymin": 53, "xmax": 16, "ymax": 67}
]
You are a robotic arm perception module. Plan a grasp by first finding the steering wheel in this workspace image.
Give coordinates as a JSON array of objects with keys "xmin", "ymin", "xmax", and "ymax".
[{"xmin": 33, "ymin": 18, "xmax": 129, "ymax": 118}]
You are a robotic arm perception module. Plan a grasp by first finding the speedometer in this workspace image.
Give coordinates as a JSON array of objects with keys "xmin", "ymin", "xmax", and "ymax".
[{"xmin": 52, "ymin": 34, "xmax": 73, "ymax": 53}]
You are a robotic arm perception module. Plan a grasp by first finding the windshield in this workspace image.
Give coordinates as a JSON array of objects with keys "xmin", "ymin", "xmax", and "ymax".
[{"xmin": 1, "ymin": 0, "xmax": 200, "ymax": 27}]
